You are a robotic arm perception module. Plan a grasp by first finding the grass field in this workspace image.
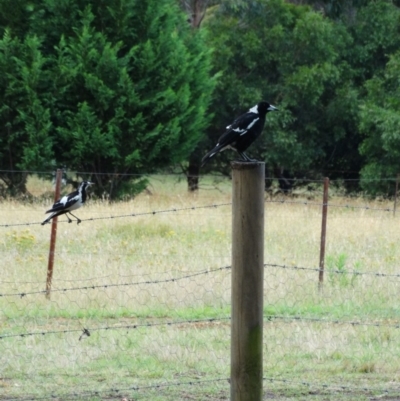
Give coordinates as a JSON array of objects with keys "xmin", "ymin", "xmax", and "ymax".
[{"xmin": 1, "ymin": 174, "xmax": 400, "ymax": 400}]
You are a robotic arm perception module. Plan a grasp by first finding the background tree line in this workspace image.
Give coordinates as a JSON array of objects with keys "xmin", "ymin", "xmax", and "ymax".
[{"xmin": 0, "ymin": 0, "xmax": 399, "ymax": 198}]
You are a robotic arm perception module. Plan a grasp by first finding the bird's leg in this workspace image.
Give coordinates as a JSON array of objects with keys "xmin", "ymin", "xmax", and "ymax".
[
  {"xmin": 66, "ymin": 215, "xmax": 72, "ymax": 223},
  {"xmin": 68, "ymin": 212, "xmax": 81, "ymax": 224},
  {"xmin": 238, "ymin": 151, "xmax": 258, "ymax": 163}
]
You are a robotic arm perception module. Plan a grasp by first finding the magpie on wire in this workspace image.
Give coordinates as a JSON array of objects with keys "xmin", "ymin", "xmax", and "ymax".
[
  {"xmin": 201, "ymin": 101, "xmax": 278, "ymax": 167},
  {"xmin": 41, "ymin": 181, "xmax": 93, "ymax": 225}
]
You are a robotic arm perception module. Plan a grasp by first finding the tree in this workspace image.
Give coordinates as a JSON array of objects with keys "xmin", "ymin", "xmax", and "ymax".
[
  {"xmin": 346, "ymin": 0, "xmax": 400, "ymax": 86},
  {"xmin": 285, "ymin": 0, "xmax": 371, "ymax": 19},
  {"xmin": 0, "ymin": 0, "xmax": 215, "ymax": 198},
  {"xmin": 0, "ymin": 32, "xmax": 53, "ymax": 196},
  {"xmin": 178, "ymin": 0, "xmax": 216, "ymax": 191},
  {"xmin": 359, "ymin": 51, "xmax": 400, "ymax": 196},
  {"xmin": 202, "ymin": 0, "xmax": 356, "ymax": 183},
  {"xmin": 180, "ymin": 0, "xmax": 211, "ymax": 28}
]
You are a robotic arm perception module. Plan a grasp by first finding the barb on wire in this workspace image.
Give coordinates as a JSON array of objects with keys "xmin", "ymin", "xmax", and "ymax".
[
  {"xmin": 0, "ymin": 317, "xmax": 230, "ymax": 340},
  {"xmin": 0, "ymin": 265, "xmax": 231, "ymax": 298},
  {"xmin": 266, "ymin": 262, "xmax": 400, "ymax": 278},
  {"xmin": 0, "ymin": 202, "xmax": 232, "ymax": 228},
  {"xmin": 265, "ymin": 199, "xmax": 393, "ymax": 212},
  {"xmin": 78, "ymin": 328, "xmax": 91, "ymax": 341}
]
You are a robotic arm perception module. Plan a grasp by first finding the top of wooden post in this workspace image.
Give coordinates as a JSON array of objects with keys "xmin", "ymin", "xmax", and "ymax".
[{"xmin": 230, "ymin": 161, "xmax": 265, "ymax": 170}]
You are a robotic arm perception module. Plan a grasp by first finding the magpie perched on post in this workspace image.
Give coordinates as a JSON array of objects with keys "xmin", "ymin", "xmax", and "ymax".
[
  {"xmin": 41, "ymin": 181, "xmax": 93, "ymax": 225},
  {"xmin": 201, "ymin": 101, "xmax": 278, "ymax": 167}
]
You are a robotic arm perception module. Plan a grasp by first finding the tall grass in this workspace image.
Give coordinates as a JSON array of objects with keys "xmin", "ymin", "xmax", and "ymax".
[{"xmin": 0, "ymin": 175, "xmax": 399, "ymax": 400}]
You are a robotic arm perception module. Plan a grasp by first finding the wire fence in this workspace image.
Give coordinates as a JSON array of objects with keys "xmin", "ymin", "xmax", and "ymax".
[
  {"xmin": 1, "ymin": 170, "xmax": 400, "ymax": 399},
  {"xmin": 0, "ymin": 200, "xmax": 394, "ymax": 228}
]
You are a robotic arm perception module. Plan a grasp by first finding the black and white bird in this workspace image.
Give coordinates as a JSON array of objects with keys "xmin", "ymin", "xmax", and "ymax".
[
  {"xmin": 41, "ymin": 181, "xmax": 93, "ymax": 225},
  {"xmin": 201, "ymin": 101, "xmax": 278, "ymax": 167}
]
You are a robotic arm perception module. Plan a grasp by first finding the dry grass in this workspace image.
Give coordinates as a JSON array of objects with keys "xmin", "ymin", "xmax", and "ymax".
[{"xmin": 1, "ymin": 174, "xmax": 400, "ymax": 400}]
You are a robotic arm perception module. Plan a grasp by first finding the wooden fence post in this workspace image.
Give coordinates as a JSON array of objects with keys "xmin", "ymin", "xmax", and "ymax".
[
  {"xmin": 45, "ymin": 169, "xmax": 62, "ymax": 299},
  {"xmin": 231, "ymin": 161, "xmax": 265, "ymax": 401},
  {"xmin": 318, "ymin": 177, "xmax": 329, "ymax": 289}
]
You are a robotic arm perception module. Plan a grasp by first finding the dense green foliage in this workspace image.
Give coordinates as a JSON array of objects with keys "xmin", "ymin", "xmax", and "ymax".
[
  {"xmin": 0, "ymin": 0, "xmax": 399, "ymax": 197},
  {"xmin": 198, "ymin": 0, "xmax": 400, "ymax": 194},
  {"xmin": 203, "ymin": 0, "xmax": 352, "ymax": 175},
  {"xmin": 0, "ymin": 0, "xmax": 214, "ymax": 198},
  {"xmin": 359, "ymin": 51, "xmax": 400, "ymax": 195}
]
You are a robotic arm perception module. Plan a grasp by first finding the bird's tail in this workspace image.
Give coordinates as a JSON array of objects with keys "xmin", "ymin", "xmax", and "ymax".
[
  {"xmin": 201, "ymin": 146, "xmax": 222, "ymax": 168},
  {"xmin": 41, "ymin": 217, "xmax": 51, "ymax": 226},
  {"xmin": 41, "ymin": 212, "xmax": 56, "ymax": 226}
]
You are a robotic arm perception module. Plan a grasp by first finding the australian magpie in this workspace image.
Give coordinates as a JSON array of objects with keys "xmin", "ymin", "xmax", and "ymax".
[
  {"xmin": 41, "ymin": 181, "xmax": 93, "ymax": 225},
  {"xmin": 201, "ymin": 101, "xmax": 278, "ymax": 167}
]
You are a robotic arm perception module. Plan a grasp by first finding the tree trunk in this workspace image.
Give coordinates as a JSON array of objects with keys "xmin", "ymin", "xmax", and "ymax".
[
  {"xmin": 0, "ymin": 172, "xmax": 29, "ymax": 197},
  {"xmin": 187, "ymin": 158, "xmax": 200, "ymax": 191},
  {"xmin": 179, "ymin": 0, "xmax": 209, "ymax": 191}
]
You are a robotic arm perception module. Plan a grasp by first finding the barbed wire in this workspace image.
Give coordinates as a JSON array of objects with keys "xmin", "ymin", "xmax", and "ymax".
[
  {"xmin": 0, "ymin": 248, "xmax": 231, "ymax": 257},
  {"xmin": 0, "ymin": 202, "xmax": 232, "ymax": 228},
  {"xmin": 6, "ymin": 375, "xmax": 398, "ymax": 401},
  {"xmin": 265, "ymin": 199, "xmax": 393, "ymax": 211},
  {"xmin": 266, "ymin": 263, "xmax": 400, "ymax": 278},
  {"xmin": 0, "ymin": 168, "xmax": 228, "ymax": 179},
  {"xmin": 5, "ymin": 377, "xmax": 230, "ymax": 401},
  {"xmin": 0, "ymin": 197, "xmax": 394, "ymax": 229},
  {"xmin": 263, "ymin": 377, "xmax": 395, "ymax": 395},
  {"xmin": 0, "ymin": 262, "xmax": 229, "ymax": 284},
  {"xmin": 0, "ymin": 265, "xmax": 231, "ymax": 298},
  {"xmin": 266, "ymin": 315, "xmax": 400, "ymax": 328},
  {"xmin": 2, "ymin": 261, "xmax": 399, "ymax": 296},
  {"xmin": 0, "ymin": 317, "xmax": 230, "ymax": 340},
  {"xmin": 3, "ymin": 314, "xmax": 400, "ymax": 341},
  {"xmin": 1, "ymin": 168, "xmax": 399, "ymax": 181}
]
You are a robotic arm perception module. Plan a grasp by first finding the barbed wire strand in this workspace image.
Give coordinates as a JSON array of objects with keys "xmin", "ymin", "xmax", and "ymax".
[
  {"xmin": 6, "ymin": 375, "xmax": 397, "ymax": 401},
  {"xmin": 3, "ymin": 315, "xmax": 400, "ymax": 341},
  {"xmin": 4, "ymin": 377, "xmax": 230, "ymax": 401},
  {"xmin": 0, "ymin": 198, "xmax": 394, "ymax": 229},
  {"xmin": 265, "ymin": 199, "xmax": 393, "ymax": 211},
  {"xmin": 0, "ymin": 265, "xmax": 231, "ymax": 298},
  {"xmin": 2, "ymin": 262, "xmax": 399, "ymax": 297},
  {"xmin": 266, "ymin": 263, "xmax": 400, "ymax": 278},
  {"xmin": 2, "ymin": 168, "xmax": 400, "ymax": 182},
  {"xmin": 0, "ymin": 317, "xmax": 230, "ymax": 340},
  {"xmin": 0, "ymin": 202, "xmax": 232, "ymax": 228},
  {"xmin": 263, "ymin": 377, "xmax": 394, "ymax": 394},
  {"xmin": 0, "ymin": 263, "xmax": 230, "ymax": 284},
  {"xmin": 266, "ymin": 315, "xmax": 400, "ymax": 328}
]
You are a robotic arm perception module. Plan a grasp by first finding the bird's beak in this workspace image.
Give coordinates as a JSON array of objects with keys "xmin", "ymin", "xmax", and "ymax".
[{"xmin": 268, "ymin": 104, "xmax": 278, "ymax": 111}]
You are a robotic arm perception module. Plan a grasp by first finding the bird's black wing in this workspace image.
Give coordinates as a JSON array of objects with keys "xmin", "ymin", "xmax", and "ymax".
[
  {"xmin": 216, "ymin": 112, "xmax": 260, "ymax": 147},
  {"xmin": 45, "ymin": 191, "xmax": 80, "ymax": 213}
]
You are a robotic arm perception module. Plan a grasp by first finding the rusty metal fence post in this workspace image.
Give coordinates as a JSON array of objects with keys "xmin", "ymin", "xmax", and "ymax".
[
  {"xmin": 231, "ymin": 161, "xmax": 265, "ymax": 401},
  {"xmin": 318, "ymin": 177, "xmax": 329, "ymax": 289},
  {"xmin": 45, "ymin": 169, "xmax": 62, "ymax": 299}
]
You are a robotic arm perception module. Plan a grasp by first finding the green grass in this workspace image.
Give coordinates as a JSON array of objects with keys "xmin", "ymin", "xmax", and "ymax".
[{"xmin": 1, "ymin": 174, "xmax": 400, "ymax": 400}]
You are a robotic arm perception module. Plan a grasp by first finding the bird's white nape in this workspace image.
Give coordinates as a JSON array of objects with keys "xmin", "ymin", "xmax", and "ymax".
[{"xmin": 248, "ymin": 104, "xmax": 259, "ymax": 114}]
